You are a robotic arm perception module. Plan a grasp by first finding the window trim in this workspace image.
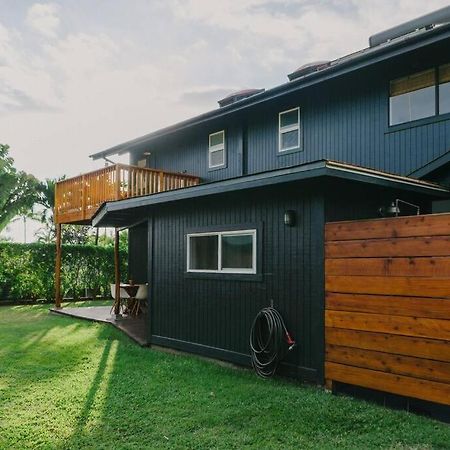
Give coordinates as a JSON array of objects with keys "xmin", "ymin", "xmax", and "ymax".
[
  {"xmin": 278, "ymin": 107, "xmax": 300, "ymax": 153},
  {"xmin": 186, "ymin": 229, "xmax": 257, "ymax": 274},
  {"xmin": 208, "ymin": 130, "xmax": 226, "ymax": 169}
]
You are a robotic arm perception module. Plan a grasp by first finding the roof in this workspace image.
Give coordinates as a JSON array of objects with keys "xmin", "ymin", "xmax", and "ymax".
[
  {"xmin": 92, "ymin": 160, "xmax": 449, "ymax": 227},
  {"xmin": 90, "ymin": 23, "xmax": 450, "ymax": 161}
]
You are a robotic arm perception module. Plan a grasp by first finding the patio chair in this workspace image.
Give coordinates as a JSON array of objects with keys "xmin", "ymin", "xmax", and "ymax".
[
  {"xmin": 130, "ymin": 284, "xmax": 148, "ymax": 316},
  {"xmin": 110, "ymin": 284, "xmax": 130, "ymax": 315}
]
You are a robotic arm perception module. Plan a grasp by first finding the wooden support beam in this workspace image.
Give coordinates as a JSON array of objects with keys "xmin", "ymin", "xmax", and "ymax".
[
  {"xmin": 114, "ymin": 228, "xmax": 121, "ymax": 317},
  {"xmin": 55, "ymin": 223, "xmax": 62, "ymax": 308}
]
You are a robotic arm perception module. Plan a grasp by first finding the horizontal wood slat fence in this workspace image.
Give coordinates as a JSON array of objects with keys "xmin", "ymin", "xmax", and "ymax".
[
  {"xmin": 325, "ymin": 213, "xmax": 450, "ymax": 406},
  {"xmin": 54, "ymin": 164, "xmax": 200, "ymax": 224}
]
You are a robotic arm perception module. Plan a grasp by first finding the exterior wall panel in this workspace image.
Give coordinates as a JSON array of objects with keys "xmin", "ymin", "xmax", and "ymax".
[{"xmin": 148, "ymin": 184, "xmax": 325, "ymax": 381}]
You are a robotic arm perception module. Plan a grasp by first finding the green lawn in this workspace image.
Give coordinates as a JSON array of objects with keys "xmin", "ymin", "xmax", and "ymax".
[{"xmin": 0, "ymin": 303, "xmax": 448, "ymax": 449}]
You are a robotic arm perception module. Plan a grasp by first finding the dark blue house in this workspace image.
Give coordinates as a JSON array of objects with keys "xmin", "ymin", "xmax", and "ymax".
[{"xmin": 64, "ymin": 10, "xmax": 450, "ymax": 385}]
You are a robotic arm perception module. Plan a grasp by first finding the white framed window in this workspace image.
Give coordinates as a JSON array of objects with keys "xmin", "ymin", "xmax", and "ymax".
[
  {"xmin": 278, "ymin": 107, "xmax": 300, "ymax": 152},
  {"xmin": 208, "ymin": 130, "xmax": 226, "ymax": 169},
  {"xmin": 187, "ymin": 229, "xmax": 257, "ymax": 274}
]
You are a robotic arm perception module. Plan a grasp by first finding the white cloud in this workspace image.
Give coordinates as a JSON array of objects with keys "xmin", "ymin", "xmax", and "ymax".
[
  {"xmin": 26, "ymin": 2, "xmax": 60, "ymax": 38},
  {"xmin": 2, "ymin": 0, "xmax": 450, "ymax": 182}
]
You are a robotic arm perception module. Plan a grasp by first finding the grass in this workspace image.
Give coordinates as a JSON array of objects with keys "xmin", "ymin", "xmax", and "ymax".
[{"xmin": 0, "ymin": 302, "xmax": 448, "ymax": 450}]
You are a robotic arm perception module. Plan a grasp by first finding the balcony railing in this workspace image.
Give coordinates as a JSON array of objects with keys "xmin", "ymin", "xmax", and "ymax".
[{"xmin": 54, "ymin": 164, "xmax": 200, "ymax": 224}]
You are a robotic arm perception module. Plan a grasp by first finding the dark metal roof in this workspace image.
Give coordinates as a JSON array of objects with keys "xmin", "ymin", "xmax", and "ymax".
[
  {"xmin": 90, "ymin": 23, "xmax": 450, "ymax": 161},
  {"xmin": 92, "ymin": 160, "xmax": 449, "ymax": 227}
]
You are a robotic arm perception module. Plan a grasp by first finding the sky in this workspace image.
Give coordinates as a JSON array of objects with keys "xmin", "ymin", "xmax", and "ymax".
[{"xmin": 1, "ymin": 0, "xmax": 449, "ymax": 241}]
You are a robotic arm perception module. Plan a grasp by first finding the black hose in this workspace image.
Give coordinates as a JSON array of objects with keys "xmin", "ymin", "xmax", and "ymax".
[{"xmin": 249, "ymin": 306, "xmax": 295, "ymax": 378}]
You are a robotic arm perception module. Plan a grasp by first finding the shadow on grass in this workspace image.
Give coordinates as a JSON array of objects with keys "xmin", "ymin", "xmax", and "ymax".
[
  {"xmin": 0, "ymin": 310, "xmax": 107, "ymax": 399},
  {"xmin": 56, "ymin": 325, "xmax": 450, "ymax": 450},
  {"xmin": 65, "ymin": 339, "xmax": 115, "ymax": 442}
]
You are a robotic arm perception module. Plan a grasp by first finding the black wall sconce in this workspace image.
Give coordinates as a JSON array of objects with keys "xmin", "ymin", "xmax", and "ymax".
[
  {"xmin": 379, "ymin": 198, "xmax": 420, "ymax": 217},
  {"xmin": 284, "ymin": 210, "xmax": 296, "ymax": 226}
]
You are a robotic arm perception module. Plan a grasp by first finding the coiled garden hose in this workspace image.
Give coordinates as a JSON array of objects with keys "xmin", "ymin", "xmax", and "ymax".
[{"xmin": 249, "ymin": 306, "xmax": 296, "ymax": 378}]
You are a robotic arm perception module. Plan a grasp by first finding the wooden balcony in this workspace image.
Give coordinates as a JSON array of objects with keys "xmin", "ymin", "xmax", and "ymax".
[{"xmin": 54, "ymin": 164, "xmax": 200, "ymax": 224}]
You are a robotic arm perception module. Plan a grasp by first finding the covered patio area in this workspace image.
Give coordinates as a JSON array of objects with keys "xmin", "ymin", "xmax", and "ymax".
[{"xmin": 50, "ymin": 305, "xmax": 149, "ymax": 346}]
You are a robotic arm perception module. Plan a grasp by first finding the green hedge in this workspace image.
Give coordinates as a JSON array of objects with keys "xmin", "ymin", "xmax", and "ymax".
[{"xmin": 0, "ymin": 243, "xmax": 127, "ymax": 301}]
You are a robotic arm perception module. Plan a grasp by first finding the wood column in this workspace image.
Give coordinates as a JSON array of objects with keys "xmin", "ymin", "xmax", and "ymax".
[
  {"xmin": 55, "ymin": 223, "xmax": 62, "ymax": 308},
  {"xmin": 114, "ymin": 228, "xmax": 121, "ymax": 316}
]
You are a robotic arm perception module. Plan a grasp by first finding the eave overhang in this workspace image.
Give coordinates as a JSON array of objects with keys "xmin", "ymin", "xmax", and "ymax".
[{"xmin": 92, "ymin": 160, "xmax": 449, "ymax": 227}]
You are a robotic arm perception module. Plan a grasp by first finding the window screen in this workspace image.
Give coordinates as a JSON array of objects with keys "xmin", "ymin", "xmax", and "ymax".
[{"xmin": 221, "ymin": 234, "xmax": 254, "ymax": 269}]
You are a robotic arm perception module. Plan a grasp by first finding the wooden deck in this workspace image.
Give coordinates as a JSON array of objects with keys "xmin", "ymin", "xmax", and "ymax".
[
  {"xmin": 50, "ymin": 306, "xmax": 148, "ymax": 346},
  {"xmin": 54, "ymin": 163, "xmax": 200, "ymax": 224}
]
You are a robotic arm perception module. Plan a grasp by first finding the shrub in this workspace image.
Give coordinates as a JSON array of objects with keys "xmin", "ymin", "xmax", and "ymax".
[{"xmin": 0, "ymin": 243, "xmax": 127, "ymax": 301}]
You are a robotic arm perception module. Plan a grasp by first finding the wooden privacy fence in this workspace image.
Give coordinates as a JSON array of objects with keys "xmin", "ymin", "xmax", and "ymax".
[
  {"xmin": 325, "ymin": 213, "xmax": 450, "ymax": 406},
  {"xmin": 54, "ymin": 164, "xmax": 200, "ymax": 224}
]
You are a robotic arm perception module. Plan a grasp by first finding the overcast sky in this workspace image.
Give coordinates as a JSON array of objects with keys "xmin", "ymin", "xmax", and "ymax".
[{"xmin": 1, "ymin": 0, "xmax": 449, "ymax": 240}]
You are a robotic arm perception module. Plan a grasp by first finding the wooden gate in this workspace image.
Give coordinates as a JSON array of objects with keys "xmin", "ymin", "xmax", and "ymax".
[{"xmin": 325, "ymin": 213, "xmax": 450, "ymax": 406}]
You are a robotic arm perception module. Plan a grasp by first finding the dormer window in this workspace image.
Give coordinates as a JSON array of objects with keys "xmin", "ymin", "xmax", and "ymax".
[
  {"xmin": 208, "ymin": 130, "xmax": 226, "ymax": 169},
  {"xmin": 279, "ymin": 108, "xmax": 300, "ymax": 152}
]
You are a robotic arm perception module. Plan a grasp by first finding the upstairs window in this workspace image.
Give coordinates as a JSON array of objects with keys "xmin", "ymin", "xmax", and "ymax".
[
  {"xmin": 389, "ymin": 63, "xmax": 450, "ymax": 126},
  {"xmin": 209, "ymin": 130, "xmax": 226, "ymax": 169},
  {"xmin": 187, "ymin": 230, "xmax": 257, "ymax": 274},
  {"xmin": 389, "ymin": 69, "xmax": 436, "ymax": 126},
  {"xmin": 279, "ymin": 108, "xmax": 300, "ymax": 152},
  {"xmin": 439, "ymin": 63, "xmax": 450, "ymax": 115}
]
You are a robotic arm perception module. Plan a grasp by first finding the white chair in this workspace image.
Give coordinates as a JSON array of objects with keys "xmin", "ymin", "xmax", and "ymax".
[
  {"xmin": 110, "ymin": 284, "xmax": 130, "ymax": 315},
  {"xmin": 130, "ymin": 284, "xmax": 148, "ymax": 316}
]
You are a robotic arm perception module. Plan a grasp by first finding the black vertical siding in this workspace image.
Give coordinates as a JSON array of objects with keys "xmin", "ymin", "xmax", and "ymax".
[
  {"xmin": 148, "ymin": 183, "xmax": 325, "ymax": 381},
  {"xmin": 131, "ymin": 119, "xmax": 244, "ymax": 183},
  {"xmin": 128, "ymin": 223, "xmax": 148, "ymax": 283}
]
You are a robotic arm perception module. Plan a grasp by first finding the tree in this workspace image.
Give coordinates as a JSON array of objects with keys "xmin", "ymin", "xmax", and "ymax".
[
  {"xmin": 35, "ymin": 176, "xmax": 96, "ymax": 245},
  {"xmin": 0, "ymin": 144, "xmax": 39, "ymax": 232}
]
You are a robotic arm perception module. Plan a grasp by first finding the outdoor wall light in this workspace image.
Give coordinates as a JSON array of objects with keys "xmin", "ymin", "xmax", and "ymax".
[
  {"xmin": 378, "ymin": 199, "xmax": 420, "ymax": 217},
  {"xmin": 284, "ymin": 210, "xmax": 296, "ymax": 226}
]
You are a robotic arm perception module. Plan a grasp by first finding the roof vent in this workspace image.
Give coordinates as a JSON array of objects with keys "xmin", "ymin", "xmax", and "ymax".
[
  {"xmin": 287, "ymin": 61, "xmax": 330, "ymax": 81},
  {"xmin": 218, "ymin": 88, "xmax": 265, "ymax": 107},
  {"xmin": 369, "ymin": 5, "xmax": 450, "ymax": 47}
]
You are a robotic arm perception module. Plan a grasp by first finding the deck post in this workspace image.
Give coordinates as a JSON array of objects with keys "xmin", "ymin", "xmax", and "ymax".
[
  {"xmin": 55, "ymin": 222, "xmax": 62, "ymax": 308},
  {"xmin": 114, "ymin": 228, "xmax": 121, "ymax": 317}
]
